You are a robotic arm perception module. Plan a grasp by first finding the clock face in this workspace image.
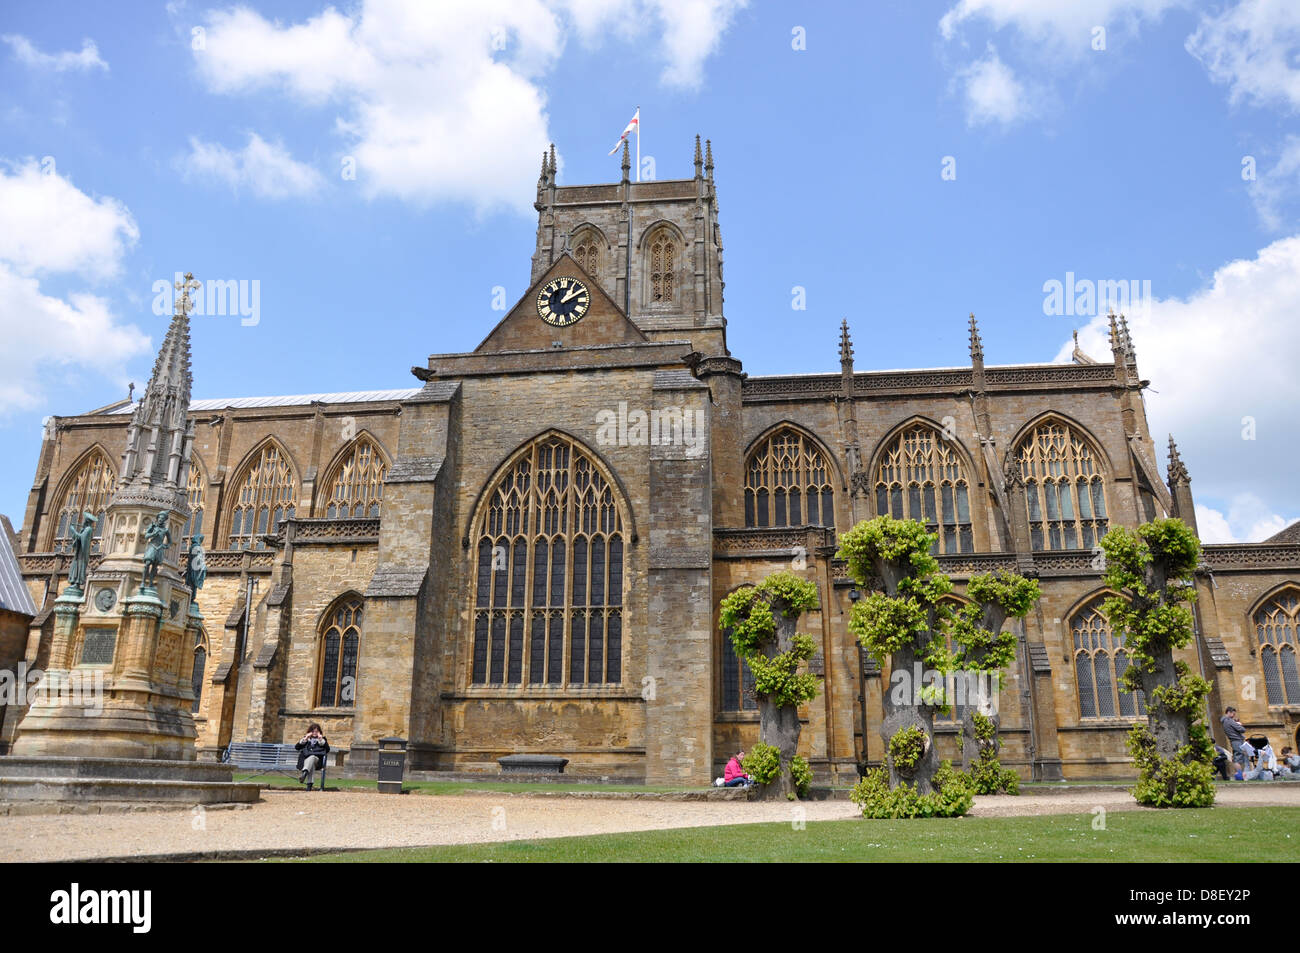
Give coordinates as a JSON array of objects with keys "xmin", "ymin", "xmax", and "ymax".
[{"xmin": 536, "ymin": 277, "xmax": 590, "ymax": 327}]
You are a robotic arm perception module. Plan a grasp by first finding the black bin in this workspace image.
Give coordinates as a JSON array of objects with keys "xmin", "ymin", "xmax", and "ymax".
[{"xmin": 377, "ymin": 736, "xmax": 407, "ymax": 794}]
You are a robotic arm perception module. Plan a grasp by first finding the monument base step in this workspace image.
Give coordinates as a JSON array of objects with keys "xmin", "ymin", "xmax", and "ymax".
[{"xmin": 0, "ymin": 755, "xmax": 260, "ymax": 805}]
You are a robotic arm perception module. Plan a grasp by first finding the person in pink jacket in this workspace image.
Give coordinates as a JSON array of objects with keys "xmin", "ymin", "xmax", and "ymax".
[{"xmin": 723, "ymin": 750, "xmax": 752, "ymax": 787}]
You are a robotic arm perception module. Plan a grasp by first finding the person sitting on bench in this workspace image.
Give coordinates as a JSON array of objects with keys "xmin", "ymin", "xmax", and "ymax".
[{"xmin": 295, "ymin": 724, "xmax": 330, "ymax": 789}]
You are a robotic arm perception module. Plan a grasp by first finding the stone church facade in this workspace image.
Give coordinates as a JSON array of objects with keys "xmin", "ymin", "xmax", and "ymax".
[{"xmin": 7, "ymin": 139, "xmax": 1300, "ymax": 784}]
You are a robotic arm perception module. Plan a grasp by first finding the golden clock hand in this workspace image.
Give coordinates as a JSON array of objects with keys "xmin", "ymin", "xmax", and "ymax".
[{"xmin": 561, "ymin": 285, "xmax": 582, "ymax": 303}]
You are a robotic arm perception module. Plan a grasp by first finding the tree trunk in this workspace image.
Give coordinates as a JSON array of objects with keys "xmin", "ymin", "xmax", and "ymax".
[
  {"xmin": 752, "ymin": 598, "xmax": 803, "ymax": 801},
  {"xmin": 1142, "ymin": 641, "xmax": 1190, "ymax": 759},
  {"xmin": 882, "ymin": 641, "xmax": 940, "ymax": 794}
]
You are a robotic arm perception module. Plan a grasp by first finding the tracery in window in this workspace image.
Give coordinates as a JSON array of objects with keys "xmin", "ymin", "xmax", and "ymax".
[
  {"xmin": 873, "ymin": 425, "xmax": 973, "ymax": 553},
  {"xmin": 228, "ymin": 442, "xmax": 297, "ymax": 550},
  {"xmin": 1256, "ymin": 590, "xmax": 1300, "ymax": 707},
  {"xmin": 318, "ymin": 595, "xmax": 362, "ymax": 708},
  {"xmin": 323, "ymin": 437, "xmax": 386, "ymax": 518},
  {"xmin": 648, "ymin": 229, "xmax": 675, "ymax": 303},
  {"xmin": 182, "ymin": 460, "xmax": 205, "ymax": 542},
  {"xmin": 471, "ymin": 434, "xmax": 625, "ymax": 687},
  {"xmin": 1071, "ymin": 597, "xmax": 1145, "ymax": 719},
  {"xmin": 1016, "ymin": 422, "xmax": 1108, "ymax": 551},
  {"xmin": 51, "ymin": 449, "xmax": 115, "ymax": 554},
  {"xmin": 744, "ymin": 427, "xmax": 834, "ymax": 529}
]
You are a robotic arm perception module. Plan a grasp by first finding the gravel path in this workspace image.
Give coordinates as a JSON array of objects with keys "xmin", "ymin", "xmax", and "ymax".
[{"xmin": 4, "ymin": 784, "xmax": 1298, "ymax": 862}]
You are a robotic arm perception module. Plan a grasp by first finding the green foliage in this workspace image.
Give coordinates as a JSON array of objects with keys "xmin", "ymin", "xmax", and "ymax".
[
  {"xmin": 718, "ymin": 573, "xmax": 822, "ymax": 708},
  {"xmin": 951, "ymin": 571, "xmax": 1042, "ymax": 674},
  {"xmin": 888, "ymin": 724, "xmax": 927, "ymax": 773},
  {"xmin": 741, "ymin": 742, "xmax": 782, "ymax": 786},
  {"xmin": 790, "ymin": 755, "xmax": 812, "ymax": 798},
  {"xmin": 743, "ymin": 633, "xmax": 821, "ymax": 707},
  {"xmin": 1101, "ymin": 519, "xmax": 1214, "ymax": 809},
  {"xmin": 837, "ymin": 516, "xmax": 942, "ymax": 588},
  {"xmin": 850, "ymin": 760, "xmax": 973, "ymax": 819},
  {"xmin": 1127, "ymin": 725, "xmax": 1216, "ymax": 808},
  {"xmin": 970, "ymin": 751, "xmax": 1020, "ymax": 795},
  {"xmin": 972, "ymin": 711, "xmax": 996, "ymax": 744}
]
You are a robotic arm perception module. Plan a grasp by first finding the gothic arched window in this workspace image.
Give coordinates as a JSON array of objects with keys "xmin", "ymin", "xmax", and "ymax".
[
  {"xmin": 471, "ymin": 434, "xmax": 626, "ymax": 687},
  {"xmin": 720, "ymin": 624, "xmax": 758, "ymax": 712},
  {"xmin": 191, "ymin": 627, "xmax": 208, "ymax": 715},
  {"xmin": 572, "ymin": 233, "xmax": 600, "ymax": 278},
  {"xmin": 182, "ymin": 460, "xmax": 205, "ymax": 542},
  {"xmin": 744, "ymin": 427, "xmax": 835, "ymax": 530},
  {"xmin": 873, "ymin": 425, "xmax": 973, "ymax": 554},
  {"xmin": 318, "ymin": 595, "xmax": 362, "ymax": 708},
  {"xmin": 1071, "ymin": 597, "xmax": 1145, "ymax": 719},
  {"xmin": 323, "ymin": 437, "xmax": 387, "ymax": 518},
  {"xmin": 648, "ymin": 228, "xmax": 675, "ymax": 303},
  {"xmin": 51, "ymin": 449, "xmax": 115, "ymax": 553},
  {"xmin": 228, "ymin": 443, "xmax": 297, "ymax": 550},
  {"xmin": 1256, "ymin": 591, "xmax": 1300, "ymax": 707},
  {"xmin": 1016, "ymin": 422, "xmax": 1108, "ymax": 551}
]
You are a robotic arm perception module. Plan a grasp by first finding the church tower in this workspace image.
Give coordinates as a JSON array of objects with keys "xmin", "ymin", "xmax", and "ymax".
[{"xmin": 530, "ymin": 136, "xmax": 727, "ymax": 356}]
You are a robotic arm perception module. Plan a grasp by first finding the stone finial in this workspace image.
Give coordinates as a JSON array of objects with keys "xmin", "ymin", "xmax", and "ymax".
[
  {"xmin": 705, "ymin": 138, "xmax": 714, "ymax": 178},
  {"xmin": 547, "ymin": 143, "xmax": 557, "ymax": 185},
  {"xmin": 968, "ymin": 312, "xmax": 983, "ymax": 362},
  {"xmin": 1108, "ymin": 310, "xmax": 1120, "ymax": 350},
  {"xmin": 1071, "ymin": 330, "xmax": 1099, "ymax": 365},
  {"xmin": 694, "ymin": 134, "xmax": 703, "ymax": 177},
  {"xmin": 1002, "ymin": 451, "xmax": 1024, "ymax": 490},
  {"xmin": 1167, "ymin": 434, "xmax": 1191, "ymax": 487},
  {"xmin": 620, "ymin": 138, "xmax": 631, "ymax": 183},
  {"xmin": 1118, "ymin": 313, "xmax": 1136, "ymax": 361},
  {"xmin": 839, "ymin": 318, "xmax": 854, "ymax": 369}
]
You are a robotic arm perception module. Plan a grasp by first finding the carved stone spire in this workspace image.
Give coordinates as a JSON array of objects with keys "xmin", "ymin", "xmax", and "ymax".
[
  {"xmin": 1167, "ymin": 434, "xmax": 1190, "ymax": 487},
  {"xmin": 694, "ymin": 134, "xmax": 703, "ymax": 178},
  {"xmin": 538, "ymin": 151, "xmax": 548, "ymax": 191},
  {"xmin": 705, "ymin": 138, "xmax": 714, "ymax": 180},
  {"xmin": 117, "ymin": 273, "xmax": 196, "ymax": 497},
  {"xmin": 620, "ymin": 138, "xmax": 630, "ymax": 183},
  {"xmin": 968, "ymin": 312, "xmax": 984, "ymax": 363},
  {"xmin": 839, "ymin": 318, "xmax": 854, "ymax": 372},
  {"xmin": 1118, "ymin": 313, "xmax": 1136, "ymax": 363},
  {"xmin": 547, "ymin": 143, "xmax": 557, "ymax": 186}
]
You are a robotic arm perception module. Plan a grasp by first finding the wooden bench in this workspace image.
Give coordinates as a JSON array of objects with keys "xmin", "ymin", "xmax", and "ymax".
[{"xmin": 222, "ymin": 742, "xmax": 328, "ymax": 790}]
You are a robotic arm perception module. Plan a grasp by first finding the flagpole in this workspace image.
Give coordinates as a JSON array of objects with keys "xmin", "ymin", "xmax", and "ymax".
[{"xmin": 636, "ymin": 104, "xmax": 640, "ymax": 183}]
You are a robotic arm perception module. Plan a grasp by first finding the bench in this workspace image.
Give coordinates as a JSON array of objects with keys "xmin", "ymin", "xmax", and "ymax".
[
  {"xmin": 222, "ymin": 742, "xmax": 328, "ymax": 790},
  {"xmin": 497, "ymin": 754, "xmax": 569, "ymax": 776}
]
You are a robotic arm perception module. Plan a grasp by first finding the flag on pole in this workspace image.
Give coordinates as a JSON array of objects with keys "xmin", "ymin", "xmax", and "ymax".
[{"xmin": 607, "ymin": 107, "xmax": 640, "ymax": 155}]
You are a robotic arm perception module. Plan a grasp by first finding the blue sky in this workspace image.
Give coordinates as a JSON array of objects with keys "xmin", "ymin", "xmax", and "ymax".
[{"xmin": 1, "ymin": 0, "xmax": 1297, "ymax": 542}]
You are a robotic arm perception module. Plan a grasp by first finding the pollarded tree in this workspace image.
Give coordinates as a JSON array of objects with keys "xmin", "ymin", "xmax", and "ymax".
[
  {"xmin": 838, "ymin": 517, "xmax": 956, "ymax": 795},
  {"xmin": 718, "ymin": 571, "xmax": 821, "ymax": 801},
  {"xmin": 949, "ymin": 571, "xmax": 1041, "ymax": 795},
  {"xmin": 1101, "ymin": 518, "xmax": 1215, "ymax": 808}
]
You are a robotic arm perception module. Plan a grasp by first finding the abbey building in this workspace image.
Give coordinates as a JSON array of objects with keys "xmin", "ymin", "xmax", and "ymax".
[{"xmin": 5, "ymin": 138, "xmax": 1299, "ymax": 784}]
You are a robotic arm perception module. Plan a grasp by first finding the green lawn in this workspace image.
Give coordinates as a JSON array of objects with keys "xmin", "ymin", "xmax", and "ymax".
[
  {"xmin": 280, "ymin": 806, "xmax": 1300, "ymax": 863},
  {"xmin": 245, "ymin": 774, "xmax": 701, "ymax": 796}
]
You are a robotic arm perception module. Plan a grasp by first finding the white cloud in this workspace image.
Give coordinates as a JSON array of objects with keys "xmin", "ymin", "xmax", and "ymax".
[
  {"xmin": 187, "ymin": 0, "xmax": 745, "ymax": 211},
  {"xmin": 1195, "ymin": 495, "xmax": 1297, "ymax": 543},
  {"xmin": 956, "ymin": 46, "xmax": 1031, "ymax": 126},
  {"xmin": 1249, "ymin": 134, "xmax": 1300, "ymax": 230},
  {"xmin": 940, "ymin": 0, "xmax": 1181, "ymax": 49},
  {"xmin": 0, "ymin": 161, "xmax": 138, "ymax": 280},
  {"xmin": 1, "ymin": 35, "xmax": 108, "ymax": 72},
  {"xmin": 1053, "ymin": 235, "xmax": 1300, "ymax": 524},
  {"xmin": 0, "ymin": 162, "xmax": 148, "ymax": 414},
  {"xmin": 1186, "ymin": 0, "xmax": 1300, "ymax": 112},
  {"xmin": 182, "ymin": 133, "xmax": 325, "ymax": 199}
]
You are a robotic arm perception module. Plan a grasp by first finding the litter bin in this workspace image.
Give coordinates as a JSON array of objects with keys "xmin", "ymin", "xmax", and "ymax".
[{"xmin": 377, "ymin": 736, "xmax": 407, "ymax": 794}]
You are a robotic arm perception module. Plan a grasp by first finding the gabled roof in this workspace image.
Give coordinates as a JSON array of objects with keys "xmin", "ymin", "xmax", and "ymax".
[
  {"xmin": 0, "ymin": 515, "xmax": 36, "ymax": 617},
  {"xmin": 1266, "ymin": 521, "xmax": 1300, "ymax": 545}
]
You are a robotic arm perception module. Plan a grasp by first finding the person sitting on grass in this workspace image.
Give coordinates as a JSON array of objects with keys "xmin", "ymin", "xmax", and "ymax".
[
  {"xmin": 723, "ymin": 749, "xmax": 752, "ymax": 788},
  {"xmin": 1279, "ymin": 747, "xmax": 1300, "ymax": 779},
  {"xmin": 295, "ymin": 723, "xmax": 330, "ymax": 790}
]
